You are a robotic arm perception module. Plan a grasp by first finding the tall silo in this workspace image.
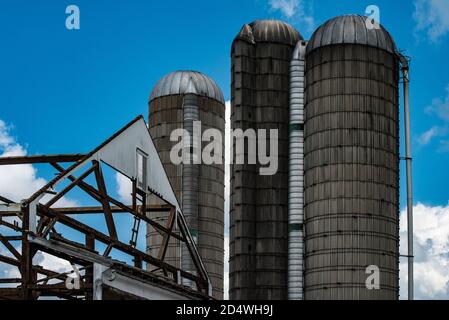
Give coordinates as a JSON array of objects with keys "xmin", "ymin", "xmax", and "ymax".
[
  {"xmin": 230, "ymin": 20, "xmax": 302, "ymax": 300},
  {"xmin": 147, "ymin": 70, "xmax": 225, "ymax": 299},
  {"xmin": 304, "ymin": 15, "xmax": 400, "ymax": 299}
]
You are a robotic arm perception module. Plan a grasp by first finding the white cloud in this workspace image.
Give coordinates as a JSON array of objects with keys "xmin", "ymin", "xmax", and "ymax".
[
  {"xmin": 426, "ymin": 84, "xmax": 449, "ymax": 123},
  {"xmin": 414, "ymin": 0, "xmax": 449, "ymax": 42},
  {"xmin": 0, "ymin": 245, "xmax": 20, "ymax": 281},
  {"xmin": 0, "ymin": 119, "xmax": 77, "ymax": 207},
  {"xmin": 269, "ymin": 0, "xmax": 314, "ymax": 31},
  {"xmin": 115, "ymin": 172, "xmax": 133, "ymax": 204},
  {"xmin": 0, "ymin": 241, "xmax": 72, "ymax": 286},
  {"xmin": 270, "ymin": 0, "xmax": 299, "ymax": 18},
  {"xmin": 0, "ymin": 120, "xmax": 15, "ymax": 147},
  {"xmin": 33, "ymin": 251, "xmax": 72, "ymax": 274},
  {"xmin": 400, "ymin": 203, "xmax": 449, "ymax": 299},
  {"xmin": 417, "ymin": 126, "xmax": 447, "ymax": 145},
  {"xmin": 422, "ymin": 85, "xmax": 449, "ymax": 152},
  {"xmin": 0, "ymin": 120, "xmax": 81, "ymax": 291}
]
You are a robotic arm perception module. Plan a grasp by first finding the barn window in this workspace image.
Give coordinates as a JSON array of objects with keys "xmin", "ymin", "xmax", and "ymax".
[{"xmin": 136, "ymin": 149, "xmax": 148, "ymax": 190}]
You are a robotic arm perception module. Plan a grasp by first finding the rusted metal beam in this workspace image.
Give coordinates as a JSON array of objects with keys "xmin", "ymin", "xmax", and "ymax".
[
  {"xmin": 50, "ymin": 162, "xmax": 103, "ymax": 203},
  {"xmin": 32, "ymin": 241, "xmax": 91, "ymax": 267},
  {"xmin": 44, "ymin": 163, "xmax": 97, "ymax": 208},
  {"xmin": 134, "ymin": 255, "xmax": 142, "ymax": 269},
  {"xmin": 0, "ymin": 235, "xmax": 22, "ymax": 241},
  {"xmin": 103, "ymin": 243, "xmax": 113, "ymax": 257},
  {"xmin": 40, "ymin": 217, "xmax": 59, "ymax": 238},
  {"xmin": 132, "ymin": 179, "xmax": 137, "ymax": 211},
  {"xmin": 0, "ymin": 253, "xmax": 69, "ymax": 282},
  {"xmin": 49, "ymin": 233, "xmax": 97, "ymax": 253},
  {"xmin": 42, "ymin": 205, "xmax": 172, "ymax": 215},
  {"xmin": 0, "ymin": 278, "xmax": 21, "ymax": 284},
  {"xmin": 177, "ymin": 212, "xmax": 209, "ymax": 286},
  {"xmin": 0, "ymin": 212, "xmax": 18, "ymax": 217},
  {"xmin": 0, "ymin": 234, "xmax": 21, "ymax": 260},
  {"xmin": 93, "ymin": 161, "xmax": 118, "ymax": 240},
  {"xmin": 0, "ymin": 219, "xmax": 22, "ymax": 232},
  {"xmin": 37, "ymin": 205, "xmax": 199, "ymax": 282},
  {"xmin": 0, "ymin": 195, "xmax": 14, "ymax": 204},
  {"xmin": 85, "ymin": 233, "xmax": 95, "ymax": 300},
  {"xmin": 107, "ymin": 195, "xmax": 183, "ymax": 242},
  {"xmin": 0, "ymin": 253, "xmax": 19, "ymax": 266},
  {"xmin": 38, "ymin": 205, "xmax": 192, "ymax": 279},
  {"xmin": 0, "ymin": 154, "xmax": 85, "ymax": 165},
  {"xmin": 50, "ymin": 162, "xmax": 183, "ymax": 241},
  {"xmin": 21, "ymin": 204, "xmax": 31, "ymax": 299},
  {"xmin": 158, "ymin": 207, "xmax": 176, "ymax": 261},
  {"xmin": 0, "ymin": 288, "xmax": 22, "ymax": 300},
  {"xmin": 32, "ymin": 266, "xmax": 71, "ymax": 283},
  {"xmin": 36, "ymin": 156, "xmax": 210, "ymax": 291},
  {"xmin": 28, "ymin": 283, "xmax": 91, "ymax": 300}
]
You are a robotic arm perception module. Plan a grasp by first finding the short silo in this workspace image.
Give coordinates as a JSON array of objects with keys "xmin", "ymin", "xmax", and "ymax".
[
  {"xmin": 230, "ymin": 20, "xmax": 302, "ymax": 300},
  {"xmin": 147, "ymin": 70, "xmax": 225, "ymax": 299},
  {"xmin": 304, "ymin": 15, "xmax": 400, "ymax": 299}
]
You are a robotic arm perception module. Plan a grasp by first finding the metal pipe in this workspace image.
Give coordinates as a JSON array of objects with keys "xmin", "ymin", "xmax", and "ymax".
[
  {"xmin": 400, "ymin": 55, "xmax": 414, "ymax": 300},
  {"xmin": 288, "ymin": 41, "xmax": 307, "ymax": 300},
  {"xmin": 181, "ymin": 79, "xmax": 200, "ymax": 288}
]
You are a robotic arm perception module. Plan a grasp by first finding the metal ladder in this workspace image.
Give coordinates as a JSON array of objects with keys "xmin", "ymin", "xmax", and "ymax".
[
  {"xmin": 130, "ymin": 188, "xmax": 146, "ymax": 248},
  {"xmin": 130, "ymin": 215, "xmax": 141, "ymax": 248}
]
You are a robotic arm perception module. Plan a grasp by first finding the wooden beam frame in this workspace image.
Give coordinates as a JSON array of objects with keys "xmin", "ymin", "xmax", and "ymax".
[
  {"xmin": 0, "ymin": 234, "xmax": 21, "ymax": 260},
  {"xmin": 157, "ymin": 207, "xmax": 176, "ymax": 261},
  {"xmin": 0, "ymin": 121, "xmax": 211, "ymax": 299},
  {"xmin": 0, "ymin": 154, "xmax": 85, "ymax": 165},
  {"xmin": 92, "ymin": 160, "xmax": 118, "ymax": 240}
]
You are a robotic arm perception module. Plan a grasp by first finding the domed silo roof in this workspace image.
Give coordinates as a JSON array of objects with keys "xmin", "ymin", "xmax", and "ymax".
[
  {"xmin": 306, "ymin": 14, "xmax": 397, "ymax": 54},
  {"xmin": 149, "ymin": 70, "xmax": 224, "ymax": 104},
  {"xmin": 234, "ymin": 19, "xmax": 303, "ymax": 46}
]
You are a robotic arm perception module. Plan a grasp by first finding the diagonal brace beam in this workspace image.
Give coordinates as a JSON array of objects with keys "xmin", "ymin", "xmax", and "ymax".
[
  {"xmin": 157, "ymin": 207, "xmax": 176, "ymax": 261},
  {"xmin": 92, "ymin": 160, "xmax": 118, "ymax": 240},
  {"xmin": 44, "ymin": 163, "xmax": 98, "ymax": 208},
  {"xmin": 0, "ymin": 234, "xmax": 21, "ymax": 260}
]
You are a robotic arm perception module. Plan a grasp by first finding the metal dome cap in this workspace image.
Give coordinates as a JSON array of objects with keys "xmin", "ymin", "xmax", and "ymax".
[
  {"xmin": 149, "ymin": 70, "xmax": 224, "ymax": 104},
  {"xmin": 306, "ymin": 14, "xmax": 397, "ymax": 54},
  {"xmin": 234, "ymin": 19, "xmax": 303, "ymax": 46}
]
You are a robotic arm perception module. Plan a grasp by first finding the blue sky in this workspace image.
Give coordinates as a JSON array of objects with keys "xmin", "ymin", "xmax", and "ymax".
[
  {"xmin": 1, "ymin": 0, "xmax": 449, "ymax": 299},
  {"xmin": 0, "ymin": 0, "xmax": 448, "ymax": 206}
]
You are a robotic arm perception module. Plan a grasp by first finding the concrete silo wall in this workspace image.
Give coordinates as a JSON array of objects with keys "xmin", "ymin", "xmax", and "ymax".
[
  {"xmin": 230, "ymin": 35, "xmax": 296, "ymax": 300},
  {"xmin": 304, "ymin": 44, "xmax": 400, "ymax": 299},
  {"xmin": 147, "ymin": 95, "xmax": 183, "ymax": 270},
  {"xmin": 196, "ymin": 96, "xmax": 225, "ymax": 299},
  {"xmin": 230, "ymin": 37, "xmax": 257, "ymax": 299},
  {"xmin": 147, "ymin": 94, "xmax": 225, "ymax": 299}
]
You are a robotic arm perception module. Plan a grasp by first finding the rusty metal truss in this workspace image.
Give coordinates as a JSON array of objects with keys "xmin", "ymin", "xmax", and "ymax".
[{"xmin": 0, "ymin": 116, "xmax": 211, "ymax": 300}]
